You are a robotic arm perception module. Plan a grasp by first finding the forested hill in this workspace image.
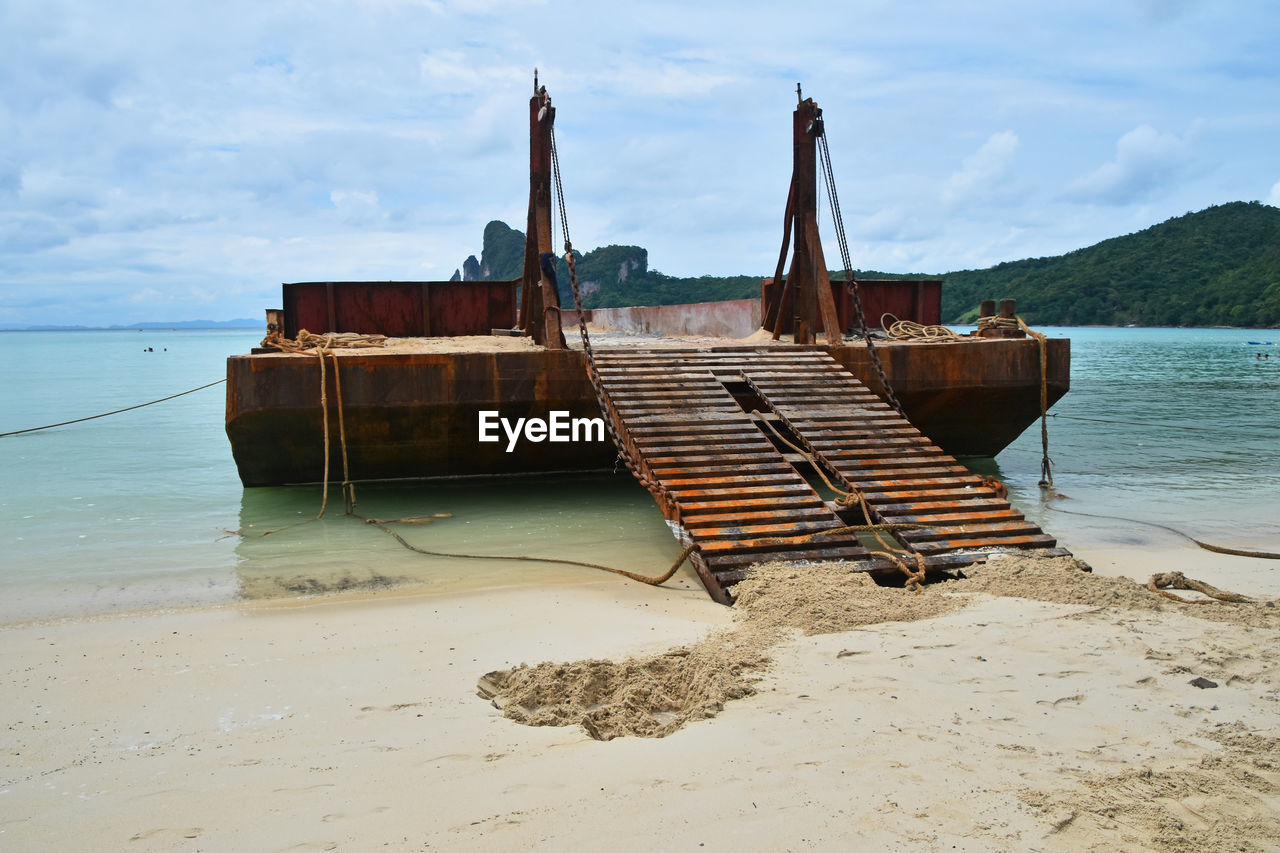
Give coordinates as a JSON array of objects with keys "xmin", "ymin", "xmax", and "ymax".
[
  {"xmin": 458, "ymin": 201, "xmax": 1280, "ymax": 327},
  {"xmin": 939, "ymin": 202, "xmax": 1280, "ymax": 326}
]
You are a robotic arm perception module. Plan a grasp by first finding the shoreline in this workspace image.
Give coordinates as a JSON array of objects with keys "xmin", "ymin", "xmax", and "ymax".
[
  {"xmin": 3, "ymin": 542, "xmax": 1278, "ymax": 850},
  {"xmin": 5, "ymin": 527, "xmax": 1275, "ymax": 631}
]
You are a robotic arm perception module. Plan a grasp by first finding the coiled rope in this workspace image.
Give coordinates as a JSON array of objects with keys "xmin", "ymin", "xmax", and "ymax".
[
  {"xmin": 262, "ymin": 329, "xmax": 387, "ymax": 352},
  {"xmin": 881, "ymin": 313, "xmax": 963, "ymax": 342}
]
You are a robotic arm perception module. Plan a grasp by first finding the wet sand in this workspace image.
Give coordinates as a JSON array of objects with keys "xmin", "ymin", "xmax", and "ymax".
[{"xmin": 2, "ymin": 541, "xmax": 1278, "ymax": 851}]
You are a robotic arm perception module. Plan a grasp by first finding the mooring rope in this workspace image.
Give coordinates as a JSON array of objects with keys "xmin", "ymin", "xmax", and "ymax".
[
  {"xmin": 316, "ymin": 345, "xmax": 332, "ymax": 518},
  {"xmin": 748, "ymin": 411, "xmax": 930, "ymax": 591},
  {"xmin": 1044, "ymin": 503, "xmax": 1280, "ymax": 560},
  {"xmin": 1008, "ymin": 313, "xmax": 1049, "ymax": 484},
  {"xmin": 1045, "ymin": 411, "xmax": 1277, "ymax": 435},
  {"xmin": 263, "ymin": 329, "xmax": 371, "ymax": 519},
  {"xmin": 0, "ymin": 379, "xmax": 226, "ymax": 438},
  {"xmin": 363, "ymin": 514, "xmax": 699, "ymax": 586}
]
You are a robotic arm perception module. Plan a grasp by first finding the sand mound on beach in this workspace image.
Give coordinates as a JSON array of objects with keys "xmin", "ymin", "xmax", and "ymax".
[
  {"xmin": 476, "ymin": 560, "xmax": 970, "ymax": 741},
  {"xmin": 478, "ymin": 553, "xmax": 1279, "ymax": 742},
  {"xmin": 477, "ymin": 630, "xmax": 778, "ymax": 741},
  {"xmin": 962, "ymin": 551, "xmax": 1280, "ymax": 629}
]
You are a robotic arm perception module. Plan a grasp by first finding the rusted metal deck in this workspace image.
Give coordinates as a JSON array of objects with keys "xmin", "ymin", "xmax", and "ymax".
[{"xmin": 592, "ymin": 346, "xmax": 1064, "ymax": 603}]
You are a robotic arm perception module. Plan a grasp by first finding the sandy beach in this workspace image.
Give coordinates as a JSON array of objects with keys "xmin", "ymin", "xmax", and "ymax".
[{"xmin": 3, "ymin": 541, "xmax": 1278, "ymax": 852}]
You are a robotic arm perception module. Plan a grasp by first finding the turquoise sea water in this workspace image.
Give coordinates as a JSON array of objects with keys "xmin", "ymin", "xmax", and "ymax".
[
  {"xmin": 1, "ymin": 327, "xmax": 1277, "ymax": 623},
  {"xmin": 984, "ymin": 327, "xmax": 1280, "ymax": 554}
]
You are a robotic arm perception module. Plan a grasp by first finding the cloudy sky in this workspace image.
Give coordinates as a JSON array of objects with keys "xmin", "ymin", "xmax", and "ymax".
[{"xmin": 2, "ymin": 0, "xmax": 1277, "ymax": 326}]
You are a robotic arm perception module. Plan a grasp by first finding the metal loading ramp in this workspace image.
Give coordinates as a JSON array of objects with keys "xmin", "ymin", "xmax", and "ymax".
[{"xmin": 592, "ymin": 346, "xmax": 1067, "ymax": 604}]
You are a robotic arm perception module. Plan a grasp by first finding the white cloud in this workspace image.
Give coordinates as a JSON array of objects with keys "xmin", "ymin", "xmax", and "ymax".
[
  {"xmin": 330, "ymin": 190, "xmax": 379, "ymax": 208},
  {"xmin": 1064, "ymin": 125, "xmax": 1190, "ymax": 205},
  {"xmin": 940, "ymin": 131, "xmax": 1019, "ymax": 207},
  {"xmin": 1268, "ymin": 180, "xmax": 1280, "ymax": 207},
  {"xmin": 2, "ymin": 0, "xmax": 1278, "ymax": 326},
  {"xmin": 852, "ymin": 207, "xmax": 931, "ymax": 244}
]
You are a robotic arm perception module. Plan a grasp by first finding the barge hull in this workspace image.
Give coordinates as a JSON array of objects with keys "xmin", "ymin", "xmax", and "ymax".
[{"xmin": 226, "ymin": 338, "xmax": 1067, "ymax": 486}]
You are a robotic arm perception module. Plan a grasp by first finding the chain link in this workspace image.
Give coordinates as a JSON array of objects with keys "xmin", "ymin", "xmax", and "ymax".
[
  {"xmin": 816, "ymin": 132, "xmax": 906, "ymax": 418},
  {"xmin": 550, "ymin": 127, "xmax": 667, "ymax": 503}
]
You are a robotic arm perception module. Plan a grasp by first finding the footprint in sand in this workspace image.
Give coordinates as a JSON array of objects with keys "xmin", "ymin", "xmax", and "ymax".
[
  {"xmin": 272, "ymin": 783, "xmax": 336, "ymax": 794},
  {"xmin": 129, "ymin": 827, "xmax": 204, "ymax": 842},
  {"xmin": 359, "ymin": 702, "xmax": 424, "ymax": 712}
]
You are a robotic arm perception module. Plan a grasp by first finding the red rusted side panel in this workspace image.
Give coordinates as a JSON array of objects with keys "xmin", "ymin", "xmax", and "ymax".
[
  {"xmin": 283, "ymin": 283, "xmax": 330, "ymax": 336},
  {"xmin": 333, "ymin": 282, "xmax": 423, "ymax": 336},
  {"xmin": 429, "ymin": 280, "xmax": 517, "ymax": 337},
  {"xmin": 282, "ymin": 281, "xmax": 517, "ymax": 338},
  {"xmin": 765, "ymin": 278, "xmax": 942, "ymax": 334},
  {"xmin": 849, "ymin": 280, "xmax": 942, "ymax": 329}
]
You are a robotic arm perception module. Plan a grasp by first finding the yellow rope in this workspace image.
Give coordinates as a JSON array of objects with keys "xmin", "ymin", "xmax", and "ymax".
[
  {"xmin": 881, "ymin": 313, "xmax": 962, "ymax": 342},
  {"xmin": 316, "ymin": 344, "xmax": 331, "ymax": 519},
  {"xmin": 297, "ymin": 333, "xmax": 360, "ymax": 520},
  {"xmin": 263, "ymin": 329, "xmax": 387, "ymax": 352},
  {"xmin": 329, "ymin": 350, "xmax": 354, "ymax": 514},
  {"xmin": 1015, "ymin": 316, "xmax": 1054, "ymax": 486},
  {"xmin": 976, "ymin": 315, "xmax": 1020, "ymax": 331}
]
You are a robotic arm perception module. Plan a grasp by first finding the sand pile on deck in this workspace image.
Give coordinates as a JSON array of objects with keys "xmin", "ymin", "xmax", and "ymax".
[
  {"xmin": 478, "ymin": 553, "xmax": 1280, "ymax": 742},
  {"xmin": 375, "ymin": 334, "xmax": 543, "ymax": 353}
]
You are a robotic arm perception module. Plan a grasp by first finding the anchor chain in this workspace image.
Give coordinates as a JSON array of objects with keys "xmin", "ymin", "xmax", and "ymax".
[
  {"xmin": 816, "ymin": 129, "xmax": 906, "ymax": 418},
  {"xmin": 549, "ymin": 126, "xmax": 673, "ymax": 513}
]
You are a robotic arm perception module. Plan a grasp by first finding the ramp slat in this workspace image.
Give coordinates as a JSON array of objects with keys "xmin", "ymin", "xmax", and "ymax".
[
  {"xmin": 592, "ymin": 346, "xmax": 1064, "ymax": 604},
  {"xmin": 743, "ymin": 365, "xmax": 1060, "ymax": 562}
]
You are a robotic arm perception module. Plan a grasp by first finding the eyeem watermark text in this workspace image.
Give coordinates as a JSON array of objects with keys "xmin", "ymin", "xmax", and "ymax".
[{"xmin": 478, "ymin": 410, "xmax": 605, "ymax": 452}]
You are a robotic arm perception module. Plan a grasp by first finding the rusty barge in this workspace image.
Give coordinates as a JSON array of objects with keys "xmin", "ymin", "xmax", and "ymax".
[
  {"xmin": 225, "ymin": 82, "xmax": 1070, "ymax": 602},
  {"xmin": 226, "ymin": 294, "xmax": 1066, "ymax": 484}
]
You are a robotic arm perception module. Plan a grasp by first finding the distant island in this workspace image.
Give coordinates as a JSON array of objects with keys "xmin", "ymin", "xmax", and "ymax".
[
  {"xmin": 456, "ymin": 201, "xmax": 1280, "ymax": 328},
  {"xmin": 2, "ymin": 319, "xmax": 261, "ymax": 332}
]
